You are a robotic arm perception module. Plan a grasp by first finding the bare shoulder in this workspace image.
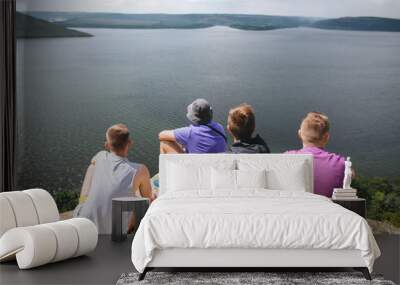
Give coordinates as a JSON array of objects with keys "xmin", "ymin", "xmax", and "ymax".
[
  {"xmin": 159, "ymin": 130, "xmax": 176, "ymax": 141},
  {"xmin": 90, "ymin": 150, "xmax": 108, "ymax": 165},
  {"xmin": 135, "ymin": 164, "xmax": 150, "ymax": 178}
]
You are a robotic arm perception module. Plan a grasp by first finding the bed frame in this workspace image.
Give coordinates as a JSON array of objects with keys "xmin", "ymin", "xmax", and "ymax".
[
  {"xmin": 138, "ymin": 154, "xmax": 372, "ymax": 281},
  {"xmin": 139, "ymin": 248, "xmax": 371, "ymax": 280}
]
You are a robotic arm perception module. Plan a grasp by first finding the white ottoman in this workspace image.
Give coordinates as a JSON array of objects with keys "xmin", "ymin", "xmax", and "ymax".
[{"xmin": 0, "ymin": 189, "xmax": 98, "ymax": 269}]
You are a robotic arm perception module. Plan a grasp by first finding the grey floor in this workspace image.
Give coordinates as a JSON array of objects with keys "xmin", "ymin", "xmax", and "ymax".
[
  {"xmin": 1, "ymin": 234, "xmax": 398, "ymax": 285},
  {"xmin": 0, "ymin": 235, "xmax": 134, "ymax": 285}
]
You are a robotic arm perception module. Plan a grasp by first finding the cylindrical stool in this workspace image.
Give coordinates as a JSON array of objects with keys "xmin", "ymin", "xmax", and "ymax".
[{"xmin": 112, "ymin": 197, "xmax": 149, "ymax": 242}]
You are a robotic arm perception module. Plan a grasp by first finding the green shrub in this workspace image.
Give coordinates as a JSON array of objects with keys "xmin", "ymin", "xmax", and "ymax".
[
  {"xmin": 353, "ymin": 176, "xmax": 400, "ymax": 228},
  {"xmin": 49, "ymin": 189, "xmax": 79, "ymax": 213}
]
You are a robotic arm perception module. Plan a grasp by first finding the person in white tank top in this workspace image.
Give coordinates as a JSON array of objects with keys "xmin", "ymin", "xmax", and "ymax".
[{"xmin": 74, "ymin": 124, "xmax": 154, "ymax": 234}]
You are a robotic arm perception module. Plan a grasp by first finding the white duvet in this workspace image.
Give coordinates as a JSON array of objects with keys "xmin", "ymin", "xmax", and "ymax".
[{"xmin": 131, "ymin": 190, "xmax": 380, "ymax": 273}]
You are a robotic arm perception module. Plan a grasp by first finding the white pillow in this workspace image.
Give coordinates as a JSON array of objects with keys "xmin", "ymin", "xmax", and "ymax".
[
  {"xmin": 211, "ymin": 168, "xmax": 236, "ymax": 190},
  {"xmin": 236, "ymin": 169, "xmax": 267, "ymax": 189},
  {"xmin": 211, "ymin": 168, "xmax": 267, "ymax": 191},
  {"xmin": 238, "ymin": 159, "xmax": 308, "ymax": 191},
  {"xmin": 266, "ymin": 161, "xmax": 307, "ymax": 191},
  {"xmin": 167, "ymin": 162, "xmax": 210, "ymax": 191},
  {"xmin": 166, "ymin": 160, "xmax": 236, "ymax": 192}
]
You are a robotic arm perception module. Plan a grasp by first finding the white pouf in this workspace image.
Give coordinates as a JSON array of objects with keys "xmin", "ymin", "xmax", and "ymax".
[
  {"xmin": 1, "ymin": 191, "xmax": 39, "ymax": 227},
  {"xmin": 0, "ymin": 196, "xmax": 17, "ymax": 237},
  {"xmin": 0, "ymin": 189, "xmax": 98, "ymax": 269},
  {"xmin": 64, "ymin": 218, "xmax": 98, "ymax": 257},
  {"xmin": 0, "ymin": 226, "xmax": 57, "ymax": 269},
  {"xmin": 42, "ymin": 221, "xmax": 79, "ymax": 262},
  {"xmin": 23, "ymin": 189, "xmax": 60, "ymax": 224}
]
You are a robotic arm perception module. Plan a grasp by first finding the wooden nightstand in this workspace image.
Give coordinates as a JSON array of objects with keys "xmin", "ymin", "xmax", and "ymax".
[{"xmin": 332, "ymin": 198, "xmax": 366, "ymax": 218}]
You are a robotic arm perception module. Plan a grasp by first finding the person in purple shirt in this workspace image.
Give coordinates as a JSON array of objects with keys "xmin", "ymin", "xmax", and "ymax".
[
  {"xmin": 286, "ymin": 112, "xmax": 352, "ymax": 198},
  {"xmin": 158, "ymin": 98, "xmax": 227, "ymax": 154}
]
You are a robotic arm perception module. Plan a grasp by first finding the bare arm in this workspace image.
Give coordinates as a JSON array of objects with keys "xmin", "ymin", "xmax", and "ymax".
[
  {"xmin": 132, "ymin": 165, "xmax": 154, "ymax": 201},
  {"xmin": 79, "ymin": 157, "xmax": 98, "ymax": 203},
  {"xmin": 128, "ymin": 165, "xmax": 154, "ymax": 233},
  {"xmin": 159, "ymin": 130, "xmax": 176, "ymax": 142}
]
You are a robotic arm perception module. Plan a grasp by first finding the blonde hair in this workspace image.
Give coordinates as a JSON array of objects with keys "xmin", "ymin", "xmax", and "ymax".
[
  {"xmin": 300, "ymin": 112, "xmax": 330, "ymax": 144},
  {"xmin": 106, "ymin": 124, "xmax": 130, "ymax": 151},
  {"xmin": 228, "ymin": 103, "xmax": 255, "ymax": 140}
]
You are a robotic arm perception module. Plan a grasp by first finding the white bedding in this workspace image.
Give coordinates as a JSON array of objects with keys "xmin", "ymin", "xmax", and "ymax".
[{"xmin": 131, "ymin": 190, "xmax": 380, "ymax": 273}]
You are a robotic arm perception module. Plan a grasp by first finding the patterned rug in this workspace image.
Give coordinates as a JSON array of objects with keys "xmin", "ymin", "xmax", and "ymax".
[{"xmin": 117, "ymin": 271, "xmax": 395, "ymax": 285}]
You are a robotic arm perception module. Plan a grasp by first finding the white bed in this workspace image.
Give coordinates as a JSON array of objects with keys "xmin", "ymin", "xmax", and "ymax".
[{"xmin": 131, "ymin": 154, "xmax": 380, "ymax": 280}]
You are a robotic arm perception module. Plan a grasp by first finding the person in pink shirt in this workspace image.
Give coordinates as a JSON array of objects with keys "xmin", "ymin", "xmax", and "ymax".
[{"xmin": 286, "ymin": 112, "xmax": 349, "ymax": 197}]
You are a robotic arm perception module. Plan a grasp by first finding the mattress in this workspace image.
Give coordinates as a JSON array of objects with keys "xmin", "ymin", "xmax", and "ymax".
[{"xmin": 131, "ymin": 190, "xmax": 380, "ymax": 273}]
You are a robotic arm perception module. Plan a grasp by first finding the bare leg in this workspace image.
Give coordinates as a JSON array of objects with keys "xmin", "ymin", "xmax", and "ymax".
[
  {"xmin": 160, "ymin": 140, "xmax": 184, "ymax": 154},
  {"xmin": 127, "ymin": 212, "xmax": 136, "ymax": 234}
]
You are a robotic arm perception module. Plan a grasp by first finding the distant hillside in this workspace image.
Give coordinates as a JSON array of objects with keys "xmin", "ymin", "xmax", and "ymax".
[
  {"xmin": 312, "ymin": 17, "xmax": 400, "ymax": 32},
  {"xmin": 16, "ymin": 12, "xmax": 92, "ymax": 38},
  {"xmin": 28, "ymin": 12, "xmax": 315, "ymax": 31},
  {"xmin": 25, "ymin": 12, "xmax": 400, "ymax": 32}
]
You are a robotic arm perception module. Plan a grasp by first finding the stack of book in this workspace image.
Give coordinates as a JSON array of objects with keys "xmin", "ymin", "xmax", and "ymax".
[{"xmin": 332, "ymin": 188, "xmax": 358, "ymax": 200}]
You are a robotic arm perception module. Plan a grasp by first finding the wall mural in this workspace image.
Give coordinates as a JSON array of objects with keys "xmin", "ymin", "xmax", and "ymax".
[{"xmin": 16, "ymin": 0, "xmax": 400, "ymax": 231}]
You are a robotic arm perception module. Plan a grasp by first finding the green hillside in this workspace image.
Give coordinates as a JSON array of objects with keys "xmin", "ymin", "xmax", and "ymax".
[
  {"xmin": 312, "ymin": 17, "xmax": 400, "ymax": 32},
  {"xmin": 27, "ymin": 12, "xmax": 400, "ymax": 32},
  {"xmin": 16, "ymin": 12, "xmax": 92, "ymax": 38},
  {"xmin": 16, "ymin": 11, "xmax": 400, "ymax": 39},
  {"xmin": 28, "ymin": 12, "xmax": 314, "ymax": 30}
]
